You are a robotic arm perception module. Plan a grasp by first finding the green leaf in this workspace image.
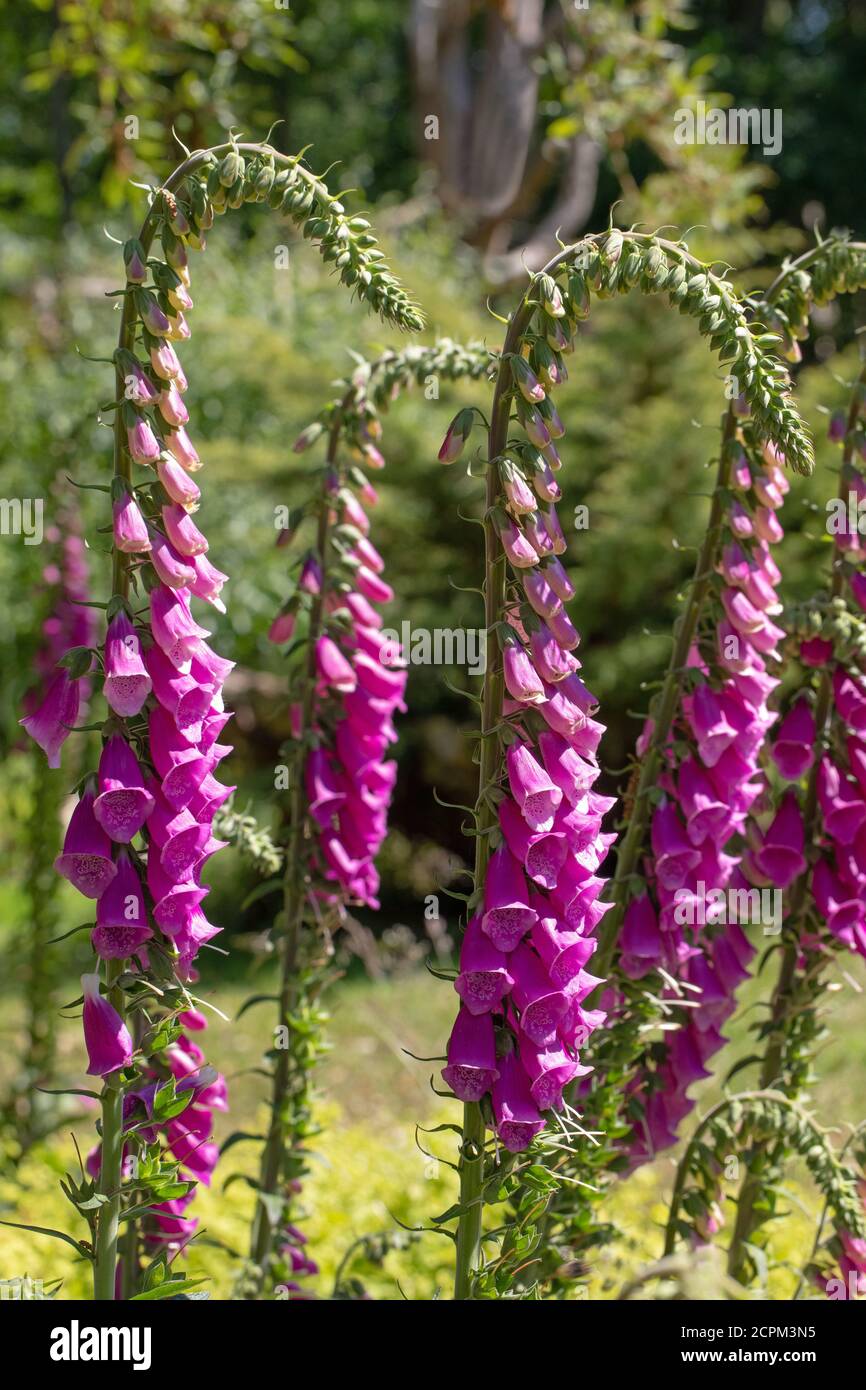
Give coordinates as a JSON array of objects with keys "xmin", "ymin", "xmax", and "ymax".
[
  {"xmin": 0, "ymin": 1220, "xmax": 90, "ymax": 1258},
  {"xmin": 131, "ymin": 1278, "xmax": 207, "ymax": 1301},
  {"xmin": 236, "ymin": 992, "xmax": 279, "ymax": 1020}
]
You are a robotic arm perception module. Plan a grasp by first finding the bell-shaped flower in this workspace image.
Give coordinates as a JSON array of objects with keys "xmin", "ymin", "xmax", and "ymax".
[
  {"xmin": 454, "ymin": 914, "xmax": 514, "ymax": 1015},
  {"xmin": 93, "ymin": 735, "xmax": 155, "ymax": 842},
  {"xmin": 441, "ymin": 1007, "xmax": 499, "ymax": 1102},
  {"xmin": 54, "ymin": 784, "xmax": 117, "ymax": 898},
  {"xmin": 82, "ymin": 973, "xmax": 133, "ymax": 1076}
]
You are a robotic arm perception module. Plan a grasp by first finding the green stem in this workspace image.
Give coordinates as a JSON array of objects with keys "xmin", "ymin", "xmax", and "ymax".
[
  {"xmin": 727, "ymin": 364, "xmax": 866, "ymax": 1282},
  {"xmin": 250, "ymin": 417, "xmax": 340, "ymax": 1276},
  {"xmin": 92, "ymin": 958, "xmax": 126, "ymax": 1300}
]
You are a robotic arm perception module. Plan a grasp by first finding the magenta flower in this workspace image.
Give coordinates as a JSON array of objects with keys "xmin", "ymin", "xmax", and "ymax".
[
  {"xmin": 509, "ymin": 942, "xmax": 569, "ymax": 1045},
  {"xmin": 93, "ymin": 735, "xmax": 155, "ymax": 842},
  {"xmin": 268, "ymin": 610, "xmax": 296, "ymax": 644},
  {"xmin": 165, "ymin": 426, "xmax": 200, "ymax": 471},
  {"xmin": 316, "ymin": 635, "xmax": 357, "ymax": 693},
  {"xmin": 677, "ymin": 757, "xmax": 734, "ymax": 846},
  {"xmin": 753, "ymin": 791, "xmax": 807, "ymax": 887},
  {"xmin": 498, "ymin": 514, "xmax": 540, "ymax": 569},
  {"xmin": 651, "ymin": 802, "xmax": 702, "ymax": 890},
  {"xmin": 441, "ymin": 1007, "xmax": 499, "ymax": 1102},
  {"xmin": 438, "ymin": 407, "xmax": 474, "ymax": 463},
  {"xmin": 104, "ymin": 611, "xmax": 151, "ymax": 717},
  {"xmin": 157, "ymin": 456, "xmax": 201, "ymax": 508},
  {"xmin": 818, "ymin": 757, "xmax": 866, "ymax": 845},
  {"xmin": 158, "ymin": 382, "xmax": 189, "ymax": 427},
  {"xmin": 20, "ymin": 668, "xmax": 80, "ymax": 768},
  {"xmin": 92, "ymin": 850, "xmax": 152, "ymax": 959},
  {"xmin": 506, "ymin": 741, "xmax": 563, "ymax": 831},
  {"xmin": 502, "ymin": 634, "xmax": 546, "ymax": 705},
  {"xmin": 529, "ymin": 622, "xmax": 579, "ymax": 683},
  {"xmin": 619, "ymin": 893, "xmax": 663, "ymax": 978},
  {"xmin": 187, "ymin": 553, "xmax": 229, "ymax": 612},
  {"xmin": 150, "ymin": 341, "xmax": 182, "ymax": 380},
  {"xmin": 491, "ymin": 1050, "xmax": 545, "ymax": 1152},
  {"xmin": 112, "ymin": 491, "xmax": 152, "ymax": 554},
  {"xmin": 481, "ymin": 843, "xmax": 537, "ymax": 952},
  {"xmin": 518, "ymin": 1036, "xmax": 583, "ymax": 1111},
  {"xmin": 522, "ymin": 568, "xmax": 562, "ymax": 621},
  {"xmin": 150, "ymin": 585, "xmax": 210, "ymax": 670},
  {"xmin": 82, "ymin": 973, "xmax": 134, "ymax": 1076},
  {"xmin": 54, "ymin": 784, "xmax": 117, "ymax": 899},
  {"xmin": 500, "ymin": 798, "xmax": 567, "ymax": 889},
  {"xmin": 454, "ymin": 914, "xmax": 514, "ymax": 1015},
  {"xmin": 162, "ymin": 504, "xmax": 208, "ymax": 557},
  {"xmin": 149, "ymin": 531, "xmax": 196, "ymax": 589}
]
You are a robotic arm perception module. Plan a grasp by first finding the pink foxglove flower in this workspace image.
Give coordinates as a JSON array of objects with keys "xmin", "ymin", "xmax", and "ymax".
[
  {"xmin": 20, "ymin": 669, "xmax": 80, "ymax": 768},
  {"xmin": 104, "ymin": 611, "xmax": 151, "ymax": 717},
  {"xmin": 82, "ymin": 973, "xmax": 133, "ymax": 1076},
  {"xmin": 93, "ymin": 735, "xmax": 155, "ymax": 842},
  {"xmin": 54, "ymin": 784, "xmax": 117, "ymax": 898}
]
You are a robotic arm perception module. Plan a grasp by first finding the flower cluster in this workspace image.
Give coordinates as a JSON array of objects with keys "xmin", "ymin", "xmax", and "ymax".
[
  {"xmin": 440, "ymin": 293, "xmax": 618, "ymax": 1152},
  {"xmin": 272, "ymin": 449, "xmax": 405, "ymax": 918},
  {"xmin": 19, "ymin": 165, "xmax": 238, "ymax": 1286},
  {"xmin": 619, "ymin": 429, "xmax": 791, "ymax": 1163}
]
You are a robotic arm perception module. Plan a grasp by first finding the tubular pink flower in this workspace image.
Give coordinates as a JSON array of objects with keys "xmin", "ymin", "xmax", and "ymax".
[
  {"xmin": 506, "ymin": 741, "xmax": 563, "ymax": 831},
  {"xmin": 113, "ymin": 492, "xmax": 152, "ymax": 553},
  {"xmin": 481, "ymin": 843, "xmax": 537, "ymax": 952},
  {"xmin": 93, "ymin": 735, "xmax": 155, "ymax": 843},
  {"xmin": 54, "ymin": 784, "xmax": 118, "ymax": 898},
  {"xmin": 92, "ymin": 850, "xmax": 152, "ymax": 959},
  {"xmin": 454, "ymin": 915, "xmax": 514, "ymax": 1015},
  {"xmin": 491, "ymin": 1050, "xmax": 545, "ymax": 1152},
  {"xmin": 82, "ymin": 973, "xmax": 133, "ymax": 1077},
  {"xmin": 161, "ymin": 504, "xmax": 208, "ymax": 557},
  {"xmin": 20, "ymin": 667, "xmax": 80, "ymax": 768},
  {"xmin": 157, "ymin": 456, "xmax": 201, "ymax": 508},
  {"xmin": 441, "ymin": 1007, "xmax": 499, "ymax": 1102},
  {"xmin": 104, "ymin": 611, "xmax": 151, "ymax": 717}
]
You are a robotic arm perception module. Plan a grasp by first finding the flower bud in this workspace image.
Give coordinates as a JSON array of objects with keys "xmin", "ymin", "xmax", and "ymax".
[
  {"xmin": 150, "ymin": 340, "xmax": 182, "ymax": 381},
  {"xmin": 219, "ymin": 149, "xmax": 244, "ymax": 188},
  {"xmin": 538, "ymin": 273, "xmax": 565, "ymax": 317},
  {"xmin": 123, "ymin": 238, "xmax": 147, "ymax": 284},
  {"xmin": 127, "ymin": 416, "xmax": 161, "ymax": 464},
  {"xmin": 438, "ymin": 407, "xmax": 474, "ymax": 464},
  {"xmin": 510, "ymin": 354, "xmax": 545, "ymax": 403},
  {"xmin": 137, "ymin": 290, "xmax": 171, "ymax": 337}
]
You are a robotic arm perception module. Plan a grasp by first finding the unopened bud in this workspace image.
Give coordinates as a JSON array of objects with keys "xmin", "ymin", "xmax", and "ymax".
[
  {"xmin": 438, "ymin": 407, "xmax": 474, "ymax": 464},
  {"xmin": 123, "ymin": 239, "xmax": 147, "ymax": 284}
]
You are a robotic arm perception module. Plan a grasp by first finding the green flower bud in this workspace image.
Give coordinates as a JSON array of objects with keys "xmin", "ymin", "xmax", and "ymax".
[{"xmin": 219, "ymin": 149, "xmax": 244, "ymax": 188}]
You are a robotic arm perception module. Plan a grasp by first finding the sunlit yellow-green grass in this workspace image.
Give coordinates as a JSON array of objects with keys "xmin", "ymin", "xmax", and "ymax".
[{"xmin": 2, "ymin": 962, "xmax": 857, "ymax": 1300}]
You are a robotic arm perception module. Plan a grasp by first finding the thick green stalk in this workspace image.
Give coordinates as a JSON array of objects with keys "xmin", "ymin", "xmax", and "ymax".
[
  {"xmin": 92, "ymin": 958, "xmax": 126, "ymax": 1300},
  {"xmin": 727, "ymin": 364, "xmax": 866, "ymax": 1281},
  {"xmin": 250, "ymin": 425, "xmax": 338, "ymax": 1274}
]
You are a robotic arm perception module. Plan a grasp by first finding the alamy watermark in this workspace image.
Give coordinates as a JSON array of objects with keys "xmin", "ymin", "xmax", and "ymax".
[
  {"xmin": 673, "ymin": 880, "xmax": 782, "ymax": 935},
  {"xmin": 674, "ymin": 101, "xmax": 783, "ymax": 158},
  {"xmin": 380, "ymin": 622, "xmax": 487, "ymax": 676},
  {"xmin": 0, "ymin": 497, "xmax": 43, "ymax": 545}
]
